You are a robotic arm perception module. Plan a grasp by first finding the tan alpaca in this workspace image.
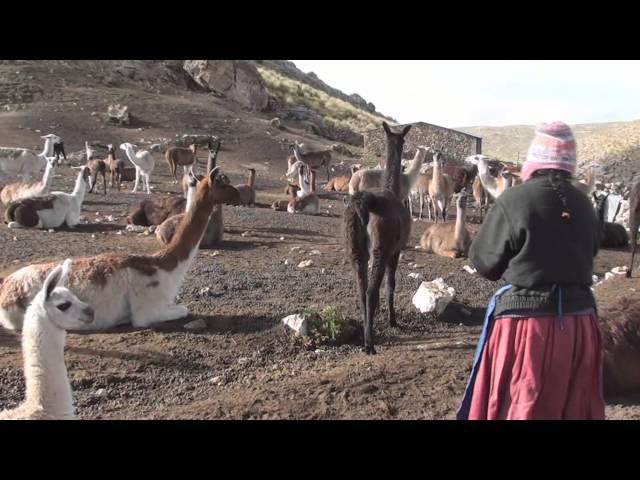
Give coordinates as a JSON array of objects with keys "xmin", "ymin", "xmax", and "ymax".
[
  {"xmin": 428, "ymin": 151, "xmax": 454, "ymax": 223},
  {"xmin": 420, "ymin": 190, "xmax": 471, "ymax": 258},
  {"xmin": 325, "ymin": 165, "xmax": 360, "ymax": 192}
]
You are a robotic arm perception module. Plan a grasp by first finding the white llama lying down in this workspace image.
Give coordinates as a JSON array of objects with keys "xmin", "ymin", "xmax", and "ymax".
[
  {"xmin": 120, "ymin": 142, "xmax": 155, "ymax": 194},
  {"xmin": 0, "ymin": 134, "xmax": 62, "ymax": 180},
  {"xmin": 0, "ymin": 156, "xmax": 57, "ymax": 205},
  {"xmin": 0, "ymin": 167, "xmax": 230, "ymax": 332},
  {"xmin": 4, "ymin": 167, "xmax": 91, "ymax": 229},
  {"xmin": 0, "ymin": 259, "xmax": 94, "ymax": 420}
]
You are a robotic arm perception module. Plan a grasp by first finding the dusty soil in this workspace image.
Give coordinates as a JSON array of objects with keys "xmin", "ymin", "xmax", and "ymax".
[{"xmin": 0, "ymin": 73, "xmax": 638, "ymax": 419}]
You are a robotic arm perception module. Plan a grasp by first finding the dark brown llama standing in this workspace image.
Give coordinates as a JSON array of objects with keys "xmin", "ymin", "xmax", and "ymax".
[
  {"xmin": 343, "ymin": 121, "xmax": 412, "ymax": 354},
  {"xmin": 627, "ymin": 181, "xmax": 640, "ymax": 278}
]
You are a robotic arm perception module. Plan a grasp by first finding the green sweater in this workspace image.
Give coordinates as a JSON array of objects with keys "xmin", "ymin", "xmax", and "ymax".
[{"xmin": 469, "ymin": 175, "xmax": 601, "ymax": 317}]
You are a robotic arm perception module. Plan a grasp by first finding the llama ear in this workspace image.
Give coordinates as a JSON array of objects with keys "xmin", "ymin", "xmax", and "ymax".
[
  {"xmin": 401, "ymin": 124, "xmax": 412, "ymax": 137},
  {"xmin": 382, "ymin": 122, "xmax": 391, "ymax": 135},
  {"xmin": 208, "ymin": 166, "xmax": 220, "ymax": 182},
  {"xmin": 43, "ymin": 259, "xmax": 71, "ymax": 300}
]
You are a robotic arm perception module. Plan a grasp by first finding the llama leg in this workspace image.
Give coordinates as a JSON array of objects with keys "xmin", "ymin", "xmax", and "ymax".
[
  {"xmin": 102, "ymin": 172, "xmax": 107, "ymax": 195},
  {"xmin": 132, "ymin": 304, "xmax": 190, "ymax": 328},
  {"xmin": 628, "ymin": 226, "xmax": 638, "ymax": 278},
  {"xmin": 365, "ymin": 252, "xmax": 387, "ymax": 355},
  {"xmin": 132, "ymin": 168, "xmax": 140, "ymax": 193},
  {"xmin": 386, "ymin": 251, "xmax": 401, "ymax": 327},
  {"xmin": 144, "ymin": 174, "xmax": 151, "ymax": 194}
]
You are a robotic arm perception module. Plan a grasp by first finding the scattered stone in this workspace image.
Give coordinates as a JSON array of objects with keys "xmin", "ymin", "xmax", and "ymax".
[
  {"xmin": 309, "ymin": 250, "xmax": 321, "ymax": 256},
  {"xmin": 321, "ymin": 268, "xmax": 326, "ymax": 274},
  {"xmin": 290, "ymin": 246, "xmax": 302, "ymax": 252},
  {"xmin": 463, "ymin": 265, "xmax": 477, "ymax": 274},
  {"xmin": 126, "ymin": 225, "xmax": 146, "ymax": 233},
  {"xmin": 238, "ymin": 357, "xmax": 250, "ymax": 365},
  {"xmin": 198, "ymin": 287, "xmax": 211, "ymax": 296},
  {"xmin": 280, "ymin": 236, "xmax": 285, "ymax": 241},
  {"xmin": 94, "ymin": 388, "xmax": 107, "ymax": 397},
  {"xmin": 298, "ymin": 260, "xmax": 314, "ymax": 268},
  {"xmin": 48, "ymin": 229, "xmax": 55, "ymax": 233},
  {"xmin": 412, "ymin": 278, "xmax": 455, "ymax": 316},
  {"xmin": 408, "ymin": 272, "xmax": 422, "ymax": 279},
  {"xmin": 241, "ymin": 231, "xmax": 250, "ymax": 237},
  {"xmin": 282, "ymin": 314, "xmax": 308, "ymax": 336}
]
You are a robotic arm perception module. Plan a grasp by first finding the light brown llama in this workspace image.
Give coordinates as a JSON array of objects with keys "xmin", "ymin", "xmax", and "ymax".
[
  {"xmin": 420, "ymin": 190, "xmax": 471, "ymax": 258},
  {"xmin": 428, "ymin": 151, "xmax": 455, "ymax": 223},
  {"xmin": 87, "ymin": 159, "xmax": 108, "ymax": 195},
  {"xmin": 343, "ymin": 122, "xmax": 412, "ymax": 355},
  {"xmin": 325, "ymin": 165, "xmax": 360, "ymax": 192},
  {"xmin": 166, "ymin": 144, "xmax": 198, "ymax": 182}
]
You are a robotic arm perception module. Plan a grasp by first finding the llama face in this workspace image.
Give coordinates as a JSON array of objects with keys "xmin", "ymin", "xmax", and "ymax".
[
  {"xmin": 39, "ymin": 260, "xmax": 94, "ymax": 330},
  {"xmin": 119, "ymin": 143, "xmax": 134, "ymax": 152}
]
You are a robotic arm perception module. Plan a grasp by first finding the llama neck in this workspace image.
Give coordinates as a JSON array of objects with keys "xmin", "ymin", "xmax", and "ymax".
[
  {"xmin": 454, "ymin": 200, "xmax": 466, "ymax": 242},
  {"xmin": 248, "ymin": 170, "xmax": 255, "ymax": 189},
  {"xmin": 185, "ymin": 185, "xmax": 197, "ymax": 213},
  {"xmin": 85, "ymin": 142, "xmax": 91, "ymax": 160},
  {"xmin": 72, "ymin": 171, "xmax": 87, "ymax": 199},
  {"xmin": 407, "ymin": 149, "xmax": 425, "ymax": 179},
  {"xmin": 41, "ymin": 162, "xmax": 56, "ymax": 190},
  {"xmin": 293, "ymin": 146, "xmax": 303, "ymax": 163},
  {"xmin": 124, "ymin": 146, "xmax": 138, "ymax": 166},
  {"xmin": 384, "ymin": 145, "xmax": 403, "ymax": 196},
  {"xmin": 40, "ymin": 138, "xmax": 54, "ymax": 158},
  {"xmin": 432, "ymin": 156, "xmax": 442, "ymax": 181},
  {"xmin": 299, "ymin": 169, "xmax": 311, "ymax": 195},
  {"xmin": 22, "ymin": 309, "xmax": 74, "ymax": 418}
]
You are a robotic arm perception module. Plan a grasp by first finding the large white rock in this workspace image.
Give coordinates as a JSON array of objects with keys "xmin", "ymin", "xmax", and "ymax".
[
  {"xmin": 282, "ymin": 314, "xmax": 308, "ymax": 336},
  {"xmin": 412, "ymin": 278, "xmax": 455, "ymax": 316}
]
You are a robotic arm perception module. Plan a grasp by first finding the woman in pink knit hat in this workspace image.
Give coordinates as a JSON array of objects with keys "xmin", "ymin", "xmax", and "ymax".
[{"xmin": 458, "ymin": 121, "xmax": 605, "ymax": 420}]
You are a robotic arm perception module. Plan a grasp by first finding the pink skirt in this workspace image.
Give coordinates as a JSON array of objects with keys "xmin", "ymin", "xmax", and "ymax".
[{"xmin": 468, "ymin": 314, "xmax": 605, "ymax": 420}]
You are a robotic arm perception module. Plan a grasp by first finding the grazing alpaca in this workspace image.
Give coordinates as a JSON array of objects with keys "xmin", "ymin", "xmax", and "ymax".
[
  {"xmin": 594, "ymin": 193, "xmax": 629, "ymax": 248},
  {"xmin": 1, "ymin": 156, "xmax": 57, "ymax": 205},
  {"xmin": 428, "ymin": 151, "xmax": 455, "ymax": 223},
  {"xmin": 598, "ymin": 295, "xmax": 640, "ymax": 397},
  {"xmin": 0, "ymin": 167, "xmax": 231, "ymax": 331},
  {"xmin": 420, "ymin": 190, "xmax": 471, "ymax": 258},
  {"xmin": 288, "ymin": 166, "xmax": 320, "ymax": 215},
  {"xmin": 325, "ymin": 165, "xmax": 360, "ymax": 192},
  {"xmin": 166, "ymin": 144, "xmax": 198, "ymax": 183},
  {"xmin": 288, "ymin": 142, "xmax": 332, "ymax": 181},
  {"xmin": 120, "ymin": 143, "xmax": 155, "ymax": 194},
  {"xmin": 349, "ymin": 146, "xmax": 427, "ymax": 198},
  {"xmin": 156, "ymin": 170, "xmax": 199, "ymax": 245},
  {"xmin": 0, "ymin": 260, "xmax": 94, "ymax": 420},
  {"xmin": 0, "ymin": 134, "xmax": 61, "ymax": 180},
  {"xmin": 235, "ymin": 168, "xmax": 257, "ymax": 207},
  {"xmin": 627, "ymin": 181, "xmax": 640, "ymax": 278},
  {"xmin": 343, "ymin": 121, "xmax": 412, "ymax": 354},
  {"xmin": 5, "ymin": 167, "xmax": 91, "ymax": 230}
]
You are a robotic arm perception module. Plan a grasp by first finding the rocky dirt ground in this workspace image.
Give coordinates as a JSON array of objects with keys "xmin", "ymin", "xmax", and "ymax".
[{"xmin": 0, "ymin": 84, "xmax": 638, "ymax": 419}]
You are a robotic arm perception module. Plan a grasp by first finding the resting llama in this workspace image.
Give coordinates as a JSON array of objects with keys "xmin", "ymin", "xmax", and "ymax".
[
  {"xmin": 5, "ymin": 167, "xmax": 91, "ymax": 230},
  {"xmin": 0, "ymin": 134, "xmax": 62, "ymax": 180},
  {"xmin": 0, "ymin": 259, "xmax": 94, "ymax": 420},
  {"xmin": 0, "ymin": 167, "xmax": 231, "ymax": 331},
  {"xmin": 1, "ymin": 156, "xmax": 57, "ymax": 205}
]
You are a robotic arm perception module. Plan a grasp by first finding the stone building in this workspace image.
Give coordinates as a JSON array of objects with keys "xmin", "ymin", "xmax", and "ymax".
[{"xmin": 363, "ymin": 121, "xmax": 482, "ymax": 165}]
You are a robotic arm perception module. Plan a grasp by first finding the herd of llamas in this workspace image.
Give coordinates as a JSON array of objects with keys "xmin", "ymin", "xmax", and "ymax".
[{"xmin": 0, "ymin": 123, "xmax": 639, "ymax": 419}]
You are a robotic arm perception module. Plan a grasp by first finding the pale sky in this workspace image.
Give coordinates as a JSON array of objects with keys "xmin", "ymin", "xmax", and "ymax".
[{"xmin": 290, "ymin": 60, "xmax": 640, "ymax": 128}]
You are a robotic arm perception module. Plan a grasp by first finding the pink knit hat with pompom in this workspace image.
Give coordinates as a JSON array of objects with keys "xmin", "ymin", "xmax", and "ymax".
[{"xmin": 521, "ymin": 121, "xmax": 577, "ymax": 181}]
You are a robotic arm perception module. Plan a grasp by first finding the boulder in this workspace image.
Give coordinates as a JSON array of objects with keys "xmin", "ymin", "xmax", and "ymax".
[{"xmin": 412, "ymin": 278, "xmax": 455, "ymax": 316}]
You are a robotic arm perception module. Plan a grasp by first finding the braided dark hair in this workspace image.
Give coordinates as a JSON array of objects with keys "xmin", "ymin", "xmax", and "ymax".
[{"xmin": 532, "ymin": 169, "xmax": 573, "ymax": 222}]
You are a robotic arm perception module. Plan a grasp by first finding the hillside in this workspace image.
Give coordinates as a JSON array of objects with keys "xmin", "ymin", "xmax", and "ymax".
[{"xmin": 459, "ymin": 120, "xmax": 640, "ymax": 185}]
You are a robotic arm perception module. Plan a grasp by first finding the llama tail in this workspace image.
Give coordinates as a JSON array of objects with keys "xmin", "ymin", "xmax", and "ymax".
[{"xmin": 349, "ymin": 191, "xmax": 378, "ymax": 228}]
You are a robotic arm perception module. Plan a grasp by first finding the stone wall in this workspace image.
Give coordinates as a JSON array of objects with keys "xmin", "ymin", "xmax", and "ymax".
[{"xmin": 364, "ymin": 122, "xmax": 482, "ymax": 164}]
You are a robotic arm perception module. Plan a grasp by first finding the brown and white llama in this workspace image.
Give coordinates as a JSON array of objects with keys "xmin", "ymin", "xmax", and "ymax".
[
  {"xmin": 87, "ymin": 158, "xmax": 108, "ymax": 196},
  {"xmin": 166, "ymin": 143, "xmax": 198, "ymax": 183},
  {"xmin": 343, "ymin": 121, "xmax": 412, "ymax": 355},
  {"xmin": 1, "ymin": 156, "xmax": 57, "ymax": 205},
  {"xmin": 420, "ymin": 189, "xmax": 471, "ymax": 258},
  {"xmin": 105, "ymin": 144, "xmax": 131, "ymax": 191},
  {"xmin": 0, "ymin": 167, "xmax": 233, "ymax": 331}
]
